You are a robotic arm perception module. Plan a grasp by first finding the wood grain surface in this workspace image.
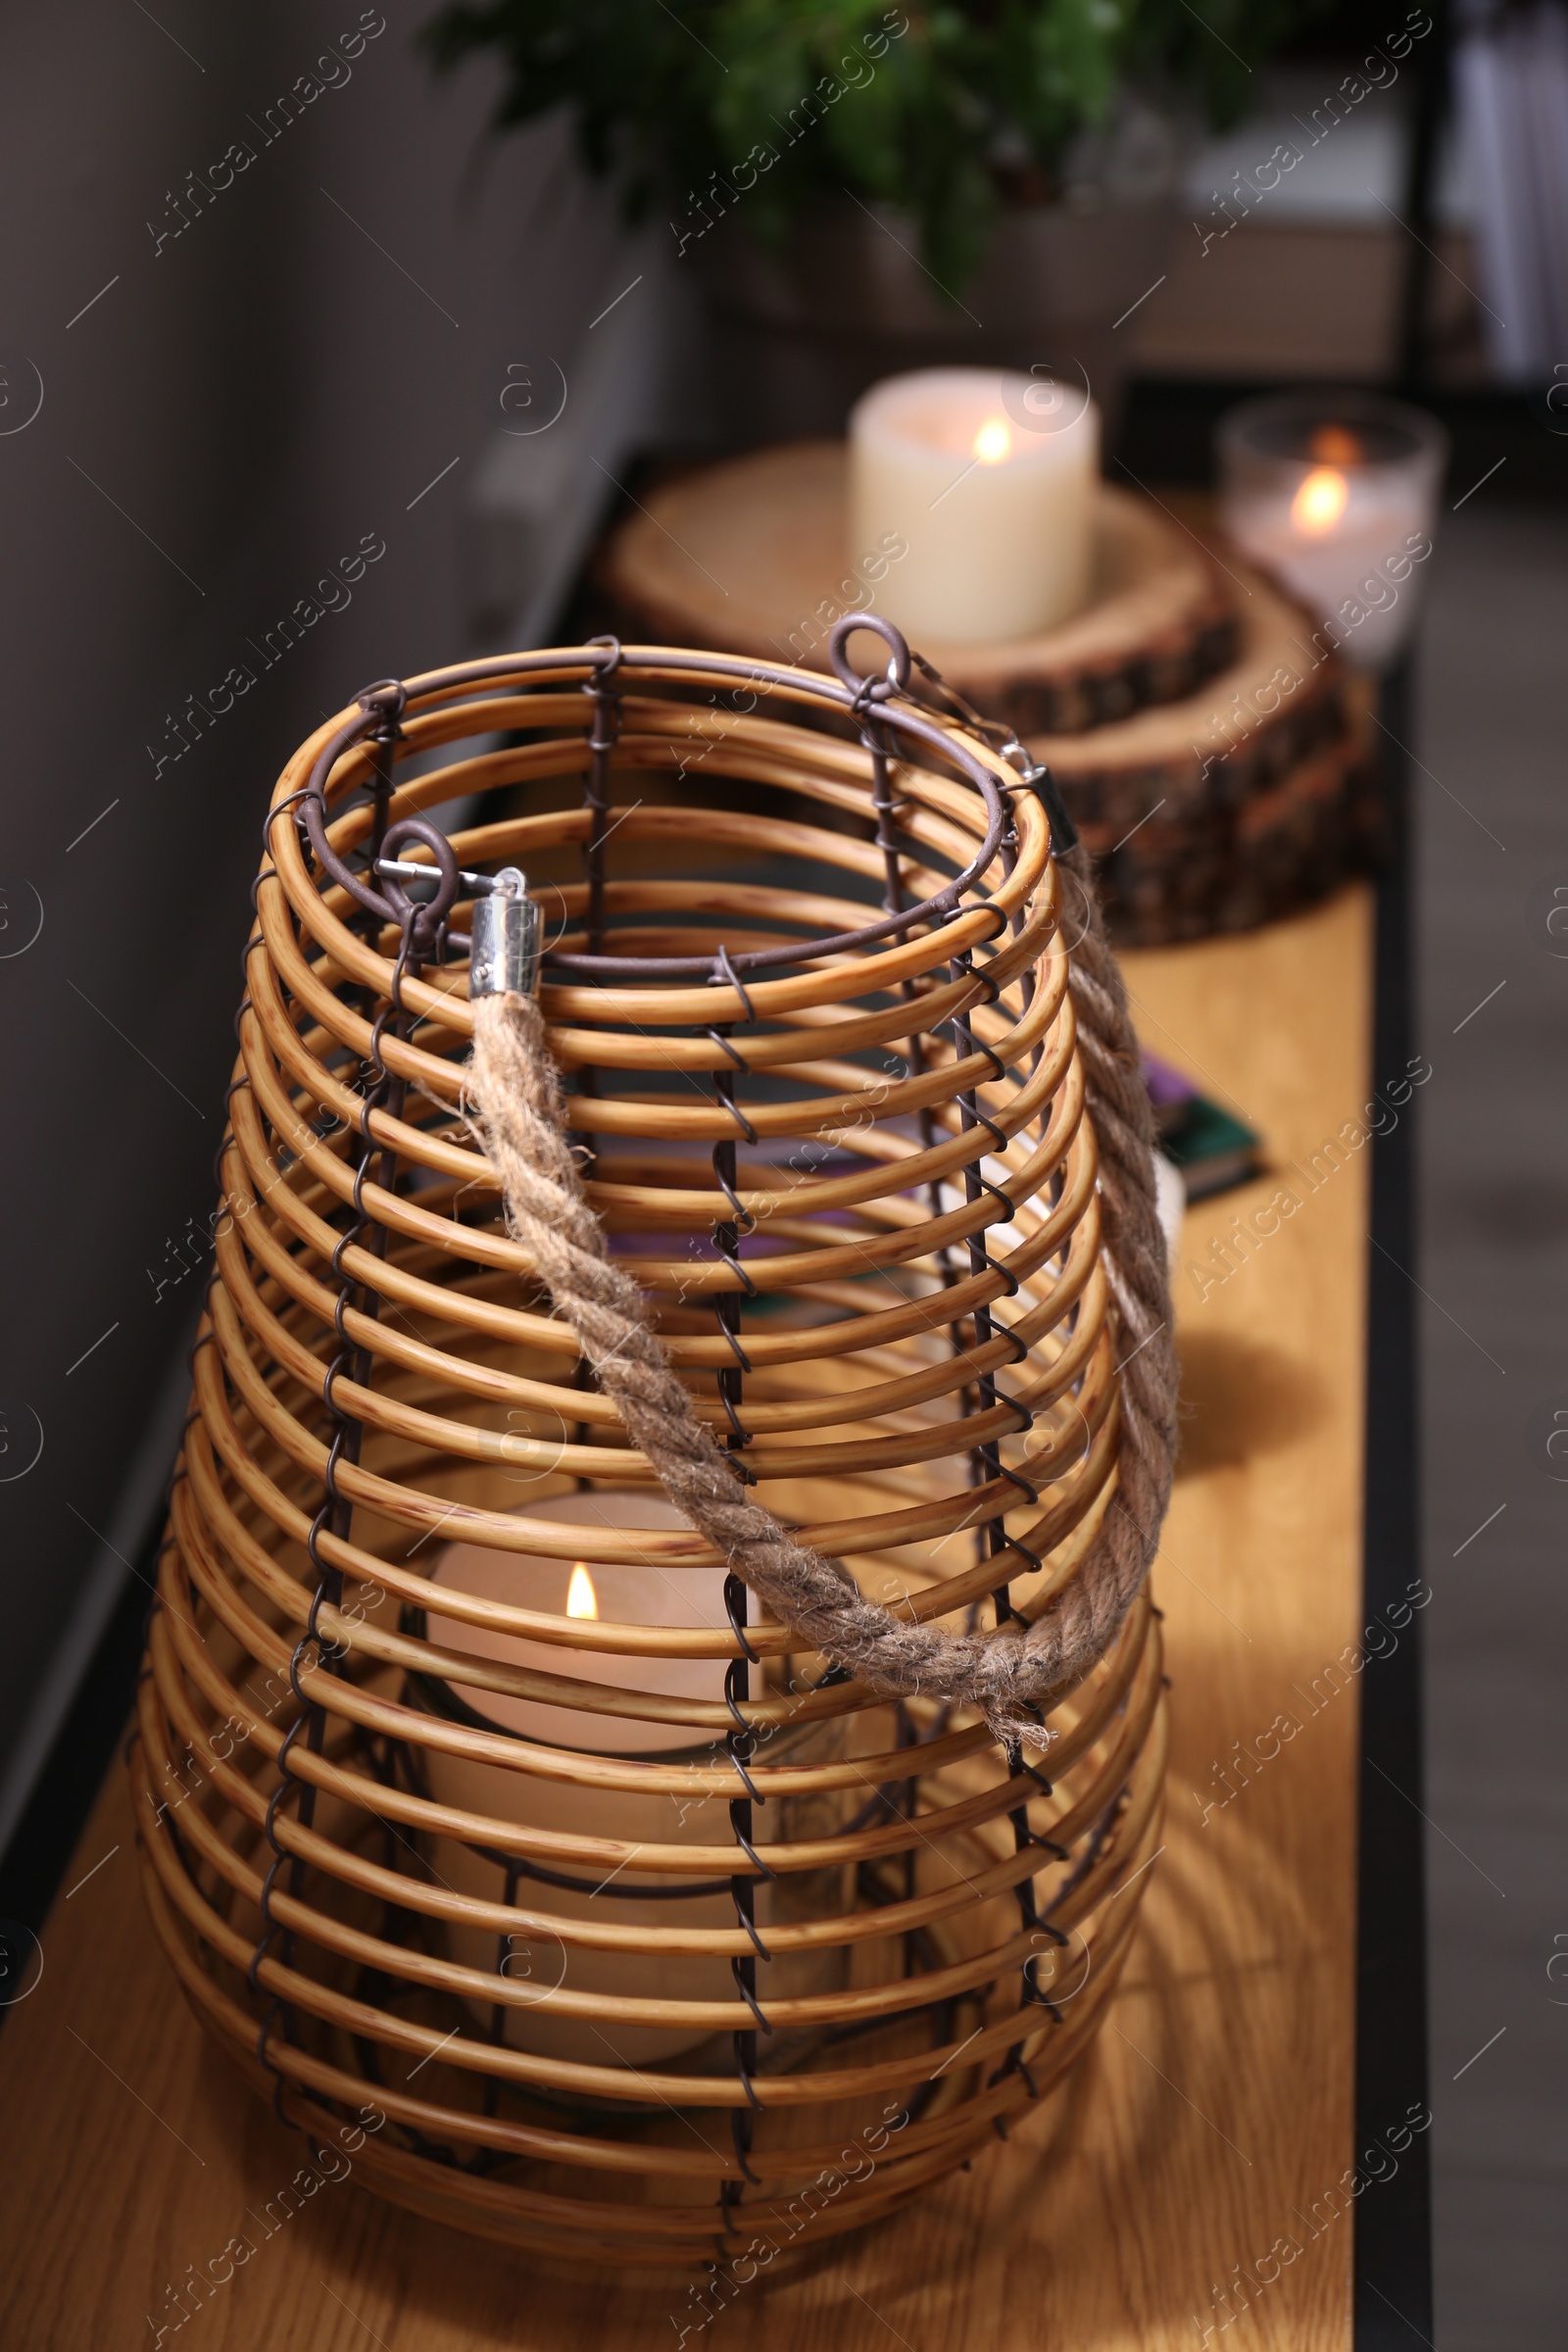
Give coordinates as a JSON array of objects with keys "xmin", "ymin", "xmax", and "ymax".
[
  {"xmin": 0, "ymin": 884, "xmax": 1375, "ymax": 2352},
  {"xmin": 598, "ymin": 443, "xmax": 1236, "ymax": 735}
]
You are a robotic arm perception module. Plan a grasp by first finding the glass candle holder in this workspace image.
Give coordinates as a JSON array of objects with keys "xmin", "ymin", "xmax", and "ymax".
[{"xmin": 1217, "ymin": 392, "xmax": 1448, "ymax": 671}]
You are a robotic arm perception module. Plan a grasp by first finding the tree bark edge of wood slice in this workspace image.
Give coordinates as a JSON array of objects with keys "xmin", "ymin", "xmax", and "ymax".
[
  {"xmin": 1084, "ymin": 734, "xmax": 1382, "ymax": 947},
  {"xmin": 1033, "ymin": 560, "xmax": 1351, "ymax": 834}
]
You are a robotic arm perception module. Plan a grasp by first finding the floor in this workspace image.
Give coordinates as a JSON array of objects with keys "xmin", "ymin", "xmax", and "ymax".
[{"xmin": 1413, "ymin": 503, "xmax": 1568, "ymax": 2349}]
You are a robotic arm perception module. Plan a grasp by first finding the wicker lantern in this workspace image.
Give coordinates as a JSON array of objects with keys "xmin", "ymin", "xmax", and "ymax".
[{"xmin": 131, "ymin": 618, "xmax": 1172, "ymax": 2270}]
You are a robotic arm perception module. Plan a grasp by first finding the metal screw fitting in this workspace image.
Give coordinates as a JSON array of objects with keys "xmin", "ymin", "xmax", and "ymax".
[{"xmin": 467, "ymin": 867, "xmax": 541, "ymax": 998}]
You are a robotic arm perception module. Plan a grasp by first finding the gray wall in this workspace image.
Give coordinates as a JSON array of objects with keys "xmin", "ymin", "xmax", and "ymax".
[{"xmin": 0, "ymin": 2, "xmax": 637, "ymax": 1838}]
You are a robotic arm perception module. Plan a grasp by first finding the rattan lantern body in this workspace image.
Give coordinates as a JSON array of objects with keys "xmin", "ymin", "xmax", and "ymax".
[{"xmin": 131, "ymin": 624, "xmax": 1168, "ymax": 2270}]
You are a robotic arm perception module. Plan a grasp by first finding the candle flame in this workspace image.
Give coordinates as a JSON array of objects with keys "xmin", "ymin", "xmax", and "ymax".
[
  {"xmin": 565, "ymin": 1561, "xmax": 598, "ymax": 1620},
  {"xmin": 1308, "ymin": 423, "xmax": 1362, "ymax": 466},
  {"xmin": 972, "ymin": 416, "xmax": 1012, "ymax": 465},
  {"xmin": 1291, "ymin": 466, "xmax": 1349, "ymax": 536}
]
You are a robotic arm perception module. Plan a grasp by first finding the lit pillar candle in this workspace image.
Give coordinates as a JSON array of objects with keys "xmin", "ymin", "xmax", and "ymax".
[
  {"xmin": 418, "ymin": 1491, "xmax": 846, "ymax": 2066},
  {"xmin": 849, "ymin": 367, "xmax": 1100, "ymax": 644}
]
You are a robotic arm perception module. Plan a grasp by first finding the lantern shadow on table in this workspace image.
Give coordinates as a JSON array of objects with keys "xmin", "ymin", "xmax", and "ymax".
[{"xmin": 1174, "ymin": 1331, "xmax": 1328, "ymax": 1477}]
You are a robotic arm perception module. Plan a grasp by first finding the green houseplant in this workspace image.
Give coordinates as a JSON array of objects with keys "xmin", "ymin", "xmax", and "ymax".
[{"xmin": 422, "ymin": 0, "xmax": 1319, "ymax": 431}]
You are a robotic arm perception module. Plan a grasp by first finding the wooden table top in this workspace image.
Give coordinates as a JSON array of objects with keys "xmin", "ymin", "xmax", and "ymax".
[{"xmin": 0, "ymin": 885, "xmax": 1375, "ymax": 2351}]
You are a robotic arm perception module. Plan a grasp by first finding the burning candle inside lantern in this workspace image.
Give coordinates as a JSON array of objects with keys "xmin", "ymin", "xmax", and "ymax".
[
  {"xmin": 417, "ymin": 1490, "xmax": 848, "ymax": 2066},
  {"xmin": 426, "ymin": 1491, "xmax": 730, "ymax": 1752}
]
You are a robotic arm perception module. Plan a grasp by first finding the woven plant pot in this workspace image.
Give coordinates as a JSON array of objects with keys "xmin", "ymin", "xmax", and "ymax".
[{"xmin": 130, "ymin": 625, "xmax": 1169, "ymax": 2271}]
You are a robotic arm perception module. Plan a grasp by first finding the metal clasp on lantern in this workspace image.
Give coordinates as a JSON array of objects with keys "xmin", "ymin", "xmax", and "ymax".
[
  {"xmin": 375, "ymin": 855, "xmax": 506, "ymax": 900},
  {"xmin": 466, "ymin": 866, "xmax": 541, "ymax": 998}
]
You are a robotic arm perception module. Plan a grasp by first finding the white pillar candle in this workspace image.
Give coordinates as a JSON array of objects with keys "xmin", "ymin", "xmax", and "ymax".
[
  {"xmin": 419, "ymin": 1490, "xmax": 847, "ymax": 2067},
  {"xmin": 849, "ymin": 367, "xmax": 1100, "ymax": 644}
]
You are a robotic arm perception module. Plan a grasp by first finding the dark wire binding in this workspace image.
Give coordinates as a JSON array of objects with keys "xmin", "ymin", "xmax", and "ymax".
[
  {"xmin": 907, "ymin": 646, "xmax": 1079, "ymax": 858},
  {"xmin": 944, "ymin": 924, "xmax": 1062, "ymax": 2052},
  {"xmin": 706, "ymin": 942, "xmax": 770, "ymax": 2229},
  {"xmin": 581, "ymin": 635, "xmax": 623, "ymax": 960},
  {"xmin": 251, "ymin": 894, "xmax": 419, "ymax": 2131}
]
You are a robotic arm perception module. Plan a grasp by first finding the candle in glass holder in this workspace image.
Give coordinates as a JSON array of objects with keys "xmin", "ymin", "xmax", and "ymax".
[
  {"xmin": 419, "ymin": 1490, "xmax": 847, "ymax": 2066},
  {"xmin": 1218, "ymin": 393, "xmax": 1447, "ymax": 671},
  {"xmin": 850, "ymin": 367, "xmax": 1099, "ymax": 643}
]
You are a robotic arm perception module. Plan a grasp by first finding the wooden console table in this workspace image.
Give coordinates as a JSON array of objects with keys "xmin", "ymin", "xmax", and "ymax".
[{"xmin": 0, "ymin": 884, "xmax": 1406, "ymax": 2349}]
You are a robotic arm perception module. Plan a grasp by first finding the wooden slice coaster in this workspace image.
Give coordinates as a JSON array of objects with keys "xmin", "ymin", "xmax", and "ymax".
[
  {"xmin": 1032, "ymin": 558, "xmax": 1348, "ymax": 837},
  {"xmin": 1075, "ymin": 732, "xmax": 1379, "ymax": 946},
  {"xmin": 1031, "ymin": 551, "xmax": 1376, "ymax": 944},
  {"xmin": 598, "ymin": 441, "xmax": 1237, "ymax": 734}
]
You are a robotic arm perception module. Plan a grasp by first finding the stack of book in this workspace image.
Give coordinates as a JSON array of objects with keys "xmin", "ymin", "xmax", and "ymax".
[{"xmin": 1145, "ymin": 1053, "xmax": 1262, "ymax": 1202}]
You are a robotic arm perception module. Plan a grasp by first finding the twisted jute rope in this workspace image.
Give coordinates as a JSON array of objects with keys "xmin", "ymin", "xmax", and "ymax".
[{"xmin": 463, "ymin": 845, "xmax": 1177, "ymax": 1751}]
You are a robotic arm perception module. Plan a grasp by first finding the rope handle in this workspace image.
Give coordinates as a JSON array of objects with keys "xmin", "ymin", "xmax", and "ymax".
[{"xmin": 462, "ymin": 851, "xmax": 1177, "ymax": 1753}]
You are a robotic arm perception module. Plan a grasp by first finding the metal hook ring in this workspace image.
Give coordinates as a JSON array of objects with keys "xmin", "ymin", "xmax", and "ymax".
[
  {"xmin": 356, "ymin": 676, "xmax": 408, "ymax": 729},
  {"xmin": 828, "ymin": 612, "xmax": 911, "ymax": 699},
  {"xmin": 375, "ymin": 815, "xmax": 460, "ymax": 949}
]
